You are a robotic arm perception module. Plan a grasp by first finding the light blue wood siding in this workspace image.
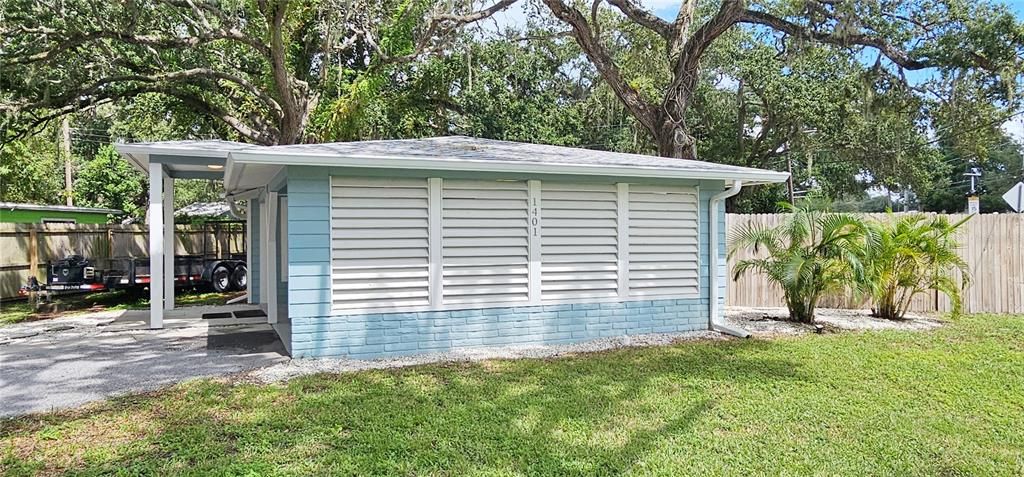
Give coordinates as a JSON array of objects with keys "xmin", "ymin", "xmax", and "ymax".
[{"xmin": 286, "ymin": 166, "xmax": 332, "ymax": 319}]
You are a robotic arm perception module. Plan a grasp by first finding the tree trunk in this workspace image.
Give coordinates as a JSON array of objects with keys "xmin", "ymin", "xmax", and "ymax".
[
  {"xmin": 654, "ymin": 77, "xmax": 698, "ymax": 159},
  {"xmin": 655, "ymin": 114, "xmax": 697, "ymax": 159},
  {"xmin": 786, "ymin": 292, "xmax": 817, "ymax": 324}
]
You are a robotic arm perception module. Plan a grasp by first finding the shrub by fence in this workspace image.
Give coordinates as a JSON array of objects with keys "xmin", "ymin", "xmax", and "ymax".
[
  {"xmin": 726, "ymin": 213, "xmax": 1024, "ymax": 315},
  {"xmin": 0, "ymin": 222, "xmax": 245, "ymax": 300}
]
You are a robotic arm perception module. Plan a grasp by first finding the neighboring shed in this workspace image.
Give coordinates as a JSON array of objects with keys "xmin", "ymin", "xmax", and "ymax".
[
  {"xmin": 116, "ymin": 136, "xmax": 788, "ymax": 358},
  {"xmin": 0, "ymin": 202, "xmax": 122, "ymax": 224},
  {"xmin": 175, "ymin": 202, "xmax": 234, "ymax": 221}
]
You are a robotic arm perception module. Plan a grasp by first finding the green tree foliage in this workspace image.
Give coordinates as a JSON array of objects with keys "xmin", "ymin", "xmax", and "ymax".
[
  {"xmin": 1, "ymin": 0, "xmax": 516, "ymax": 145},
  {"xmin": 4, "ymin": 1, "xmax": 1023, "ymax": 216},
  {"xmin": 540, "ymin": 0, "xmax": 1024, "ymax": 159},
  {"xmin": 862, "ymin": 213, "xmax": 971, "ymax": 320},
  {"xmin": 728, "ymin": 202, "xmax": 869, "ymax": 323},
  {"xmin": 0, "ymin": 135, "xmax": 63, "ymax": 204},
  {"xmin": 73, "ymin": 145, "xmax": 146, "ymax": 219},
  {"xmin": 920, "ymin": 137, "xmax": 1024, "ymax": 213}
]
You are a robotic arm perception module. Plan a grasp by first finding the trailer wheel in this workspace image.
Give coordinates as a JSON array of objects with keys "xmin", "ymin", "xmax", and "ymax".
[
  {"xmin": 230, "ymin": 264, "xmax": 247, "ymax": 291},
  {"xmin": 211, "ymin": 265, "xmax": 231, "ymax": 293}
]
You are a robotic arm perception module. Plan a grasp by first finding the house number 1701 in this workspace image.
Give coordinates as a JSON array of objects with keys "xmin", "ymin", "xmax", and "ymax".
[{"xmin": 531, "ymin": 197, "xmax": 540, "ymax": 237}]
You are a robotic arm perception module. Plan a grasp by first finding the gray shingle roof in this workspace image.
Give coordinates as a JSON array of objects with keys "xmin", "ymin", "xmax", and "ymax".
[
  {"xmin": 118, "ymin": 136, "xmax": 789, "ymax": 183},
  {"xmin": 272, "ymin": 136, "xmax": 777, "ymax": 174}
]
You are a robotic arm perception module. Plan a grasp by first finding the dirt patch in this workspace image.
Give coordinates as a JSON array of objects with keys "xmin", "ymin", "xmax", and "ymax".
[{"xmin": 725, "ymin": 306, "xmax": 945, "ymax": 336}]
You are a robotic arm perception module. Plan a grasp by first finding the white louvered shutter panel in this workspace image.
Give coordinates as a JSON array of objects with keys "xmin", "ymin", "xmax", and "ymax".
[
  {"xmin": 330, "ymin": 177, "xmax": 430, "ymax": 309},
  {"xmin": 628, "ymin": 185, "xmax": 700, "ymax": 297},
  {"xmin": 442, "ymin": 179, "xmax": 530, "ymax": 304},
  {"xmin": 541, "ymin": 182, "xmax": 619, "ymax": 299}
]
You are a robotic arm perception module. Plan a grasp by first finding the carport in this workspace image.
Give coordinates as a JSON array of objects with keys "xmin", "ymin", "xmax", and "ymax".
[{"xmin": 115, "ymin": 140, "xmax": 263, "ymax": 329}]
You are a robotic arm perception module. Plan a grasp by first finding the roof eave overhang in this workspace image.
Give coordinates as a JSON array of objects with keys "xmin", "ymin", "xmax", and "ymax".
[
  {"xmin": 114, "ymin": 144, "xmax": 238, "ymax": 176},
  {"xmin": 227, "ymin": 151, "xmax": 791, "ymax": 185}
]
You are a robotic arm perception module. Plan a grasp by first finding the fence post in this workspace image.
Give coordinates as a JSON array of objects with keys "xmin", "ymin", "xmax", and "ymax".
[
  {"xmin": 28, "ymin": 226, "xmax": 39, "ymax": 281},
  {"xmin": 107, "ymin": 226, "xmax": 115, "ymax": 258}
]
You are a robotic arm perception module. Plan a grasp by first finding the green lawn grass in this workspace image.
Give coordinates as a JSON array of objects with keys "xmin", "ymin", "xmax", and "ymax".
[
  {"xmin": 2, "ymin": 314, "xmax": 1023, "ymax": 476},
  {"xmin": 0, "ymin": 290, "xmax": 244, "ymax": 326}
]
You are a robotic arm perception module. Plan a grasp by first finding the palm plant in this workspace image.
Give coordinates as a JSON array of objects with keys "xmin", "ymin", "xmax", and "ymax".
[
  {"xmin": 862, "ymin": 213, "xmax": 971, "ymax": 320},
  {"xmin": 728, "ymin": 202, "xmax": 868, "ymax": 324}
]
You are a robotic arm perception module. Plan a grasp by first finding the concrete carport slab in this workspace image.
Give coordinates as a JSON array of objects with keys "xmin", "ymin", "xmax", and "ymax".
[{"xmin": 0, "ymin": 308, "xmax": 288, "ymax": 418}]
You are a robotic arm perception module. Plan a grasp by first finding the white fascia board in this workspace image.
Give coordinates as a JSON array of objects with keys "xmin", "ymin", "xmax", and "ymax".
[
  {"xmin": 228, "ymin": 150, "xmax": 791, "ymax": 184},
  {"xmin": 115, "ymin": 144, "xmax": 236, "ymax": 159}
]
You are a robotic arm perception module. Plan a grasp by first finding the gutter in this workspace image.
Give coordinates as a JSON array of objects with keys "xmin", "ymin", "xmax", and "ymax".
[{"xmin": 708, "ymin": 180, "xmax": 751, "ymax": 339}]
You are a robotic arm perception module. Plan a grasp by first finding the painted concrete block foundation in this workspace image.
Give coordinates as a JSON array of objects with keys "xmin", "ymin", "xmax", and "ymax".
[{"xmin": 290, "ymin": 298, "xmax": 709, "ymax": 359}]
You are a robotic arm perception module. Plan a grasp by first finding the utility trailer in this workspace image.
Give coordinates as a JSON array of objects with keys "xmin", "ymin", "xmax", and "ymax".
[
  {"xmin": 20, "ymin": 220, "xmax": 248, "ymax": 297},
  {"xmin": 21, "ymin": 255, "xmax": 247, "ymax": 296},
  {"xmin": 102, "ymin": 255, "xmax": 247, "ymax": 293}
]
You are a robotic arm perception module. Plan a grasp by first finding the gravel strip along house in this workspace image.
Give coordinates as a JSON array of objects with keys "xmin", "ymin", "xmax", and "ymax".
[{"xmin": 116, "ymin": 137, "xmax": 788, "ymax": 358}]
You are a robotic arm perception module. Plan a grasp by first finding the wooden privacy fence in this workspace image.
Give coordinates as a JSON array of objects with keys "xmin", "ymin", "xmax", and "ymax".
[
  {"xmin": 726, "ymin": 213, "xmax": 1024, "ymax": 315},
  {"xmin": 0, "ymin": 222, "xmax": 246, "ymax": 300}
]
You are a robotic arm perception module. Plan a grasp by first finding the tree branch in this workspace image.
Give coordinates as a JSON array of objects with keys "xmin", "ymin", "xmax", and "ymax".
[
  {"xmin": 739, "ymin": 9, "xmax": 933, "ymax": 70},
  {"xmin": 2, "ymin": 26, "xmax": 271, "ymax": 67},
  {"xmin": 367, "ymin": 0, "xmax": 520, "ymax": 65},
  {"xmin": 605, "ymin": 0, "xmax": 672, "ymax": 39},
  {"xmin": 542, "ymin": 0, "xmax": 658, "ymax": 133}
]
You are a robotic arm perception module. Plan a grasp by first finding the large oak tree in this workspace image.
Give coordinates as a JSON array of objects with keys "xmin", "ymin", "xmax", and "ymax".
[{"xmin": 539, "ymin": 0, "xmax": 1024, "ymax": 158}]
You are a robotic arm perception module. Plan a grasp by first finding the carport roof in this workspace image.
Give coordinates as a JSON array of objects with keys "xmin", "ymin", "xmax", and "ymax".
[{"xmin": 116, "ymin": 140, "xmax": 256, "ymax": 180}]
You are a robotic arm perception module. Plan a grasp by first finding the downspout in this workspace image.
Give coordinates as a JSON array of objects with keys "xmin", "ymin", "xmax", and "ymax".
[
  {"xmin": 709, "ymin": 180, "xmax": 751, "ymax": 338},
  {"xmin": 227, "ymin": 199, "xmax": 246, "ymax": 220},
  {"xmin": 223, "ymin": 188, "xmax": 262, "ymax": 220},
  {"xmin": 222, "ymin": 189, "xmax": 261, "ymax": 305}
]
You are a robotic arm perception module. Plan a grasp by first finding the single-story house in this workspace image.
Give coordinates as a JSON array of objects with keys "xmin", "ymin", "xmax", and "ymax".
[
  {"xmin": 115, "ymin": 137, "xmax": 788, "ymax": 358},
  {"xmin": 0, "ymin": 202, "xmax": 122, "ymax": 224}
]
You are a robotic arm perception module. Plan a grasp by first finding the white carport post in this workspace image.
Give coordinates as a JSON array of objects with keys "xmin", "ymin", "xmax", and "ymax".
[
  {"xmin": 163, "ymin": 174, "xmax": 175, "ymax": 310},
  {"xmin": 259, "ymin": 190, "xmax": 270, "ymax": 313},
  {"xmin": 266, "ymin": 191, "xmax": 279, "ymax": 324},
  {"xmin": 246, "ymin": 200, "xmax": 255, "ymax": 304},
  {"xmin": 148, "ymin": 162, "xmax": 166, "ymax": 328}
]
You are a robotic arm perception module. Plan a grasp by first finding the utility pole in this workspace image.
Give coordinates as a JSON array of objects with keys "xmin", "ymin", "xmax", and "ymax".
[
  {"xmin": 786, "ymin": 156, "xmax": 795, "ymax": 204},
  {"xmin": 61, "ymin": 117, "xmax": 73, "ymax": 206},
  {"xmin": 964, "ymin": 167, "xmax": 981, "ymax": 214}
]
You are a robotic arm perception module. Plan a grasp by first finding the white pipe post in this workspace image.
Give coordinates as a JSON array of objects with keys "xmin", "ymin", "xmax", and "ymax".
[
  {"xmin": 709, "ymin": 180, "xmax": 749, "ymax": 338},
  {"xmin": 163, "ymin": 174, "xmax": 175, "ymax": 310},
  {"xmin": 147, "ymin": 163, "xmax": 164, "ymax": 329}
]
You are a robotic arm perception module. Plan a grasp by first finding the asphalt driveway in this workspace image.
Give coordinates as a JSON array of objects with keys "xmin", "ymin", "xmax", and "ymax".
[{"xmin": 0, "ymin": 311, "xmax": 288, "ymax": 418}]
